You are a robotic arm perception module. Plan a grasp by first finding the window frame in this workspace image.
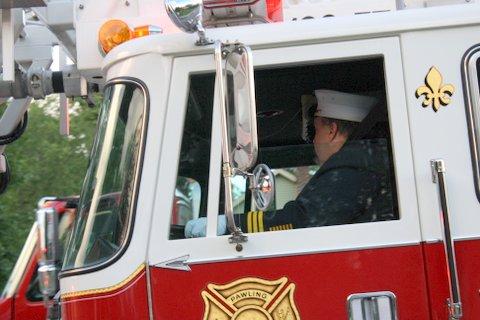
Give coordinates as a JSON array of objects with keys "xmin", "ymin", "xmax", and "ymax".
[
  {"xmin": 60, "ymin": 77, "xmax": 149, "ymax": 276},
  {"xmin": 461, "ymin": 44, "xmax": 480, "ymax": 202},
  {"xmin": 149, "ymin": 37, "xmax": 421, "ymax": 267},
  {"xmin": 1, "ymin": 224, "xmax": 37, "ymax": 299}
]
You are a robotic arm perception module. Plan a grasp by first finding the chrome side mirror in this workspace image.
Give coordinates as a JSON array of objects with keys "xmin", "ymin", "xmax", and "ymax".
[
  {"xmin": 225, "ymin": 44, "xmax": 258, "ymax": 172},
  {"xmin": 251, "ymin": 164, "xmax": 275, "ymax": 211},
  {"xmin": 215, "ymin": 41, "xmax": 275, "ymax": 250},
  {"xmin": 220, "ymin": 43, "xmax": 275, "ymax": 211},
  {"xmin": 36, "ymin": 207, "xmax": 59, "ymax": 297},
  {"xmin": 37, "ymin": 265, "xmax": 59, "ymax": 297},
  {"xmin": 164, "ymin": 0, "xmax": 212, "ymax": 45}
]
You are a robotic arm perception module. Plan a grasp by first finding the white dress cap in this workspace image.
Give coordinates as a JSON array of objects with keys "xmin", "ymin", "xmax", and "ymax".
[{"xmin": 314, "ymin": 89, "xmax": 377, "ymax": 122}]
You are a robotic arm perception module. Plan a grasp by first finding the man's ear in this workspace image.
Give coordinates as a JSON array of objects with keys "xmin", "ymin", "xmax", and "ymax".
[{"xmin": 329, "ymin": 121, "xmax": 339, "ymax": 140}]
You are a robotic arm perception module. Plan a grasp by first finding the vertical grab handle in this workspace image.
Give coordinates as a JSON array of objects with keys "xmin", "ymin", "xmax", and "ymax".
[{"xmin": 431, "ymin": 159, "xmax": 463, "ymax": 320}]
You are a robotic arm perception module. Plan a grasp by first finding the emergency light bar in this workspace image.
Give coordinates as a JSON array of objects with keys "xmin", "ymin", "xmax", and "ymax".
[
  {"xmin": 203, "ymin": 0, "xmax": 261, "ymax": 9},
  {"xmin": 165, "ymin": 0, "xmax": 282, "ymax": 45},
  {"xmin": 203, "ymin": 0, "xmax": 283, "ymax": 26}
]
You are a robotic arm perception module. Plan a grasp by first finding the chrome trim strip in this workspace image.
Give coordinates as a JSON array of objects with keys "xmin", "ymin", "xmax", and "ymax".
[
  {"xmin": 60, "ymin": 77, "xmax": 150, "ymax": 277},
  {"xmin": 153, "ymin": 254, "xmax": 191, "ymax": 271},
  {"xmin": 145, "ymin": 262, "xmax": 154, "ymax": 320},
  {"xmin": 425, "ymin": 236, "xmax": 480, "ymax": 243},
  {"xmin": 182, "ymin": 239, "xmax": 422, "ymax": 265}
]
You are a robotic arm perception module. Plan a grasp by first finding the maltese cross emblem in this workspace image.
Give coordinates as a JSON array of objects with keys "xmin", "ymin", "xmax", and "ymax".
[{"xmin": 201, "ymin": 277, "xmax": 301, "ymax": 320}]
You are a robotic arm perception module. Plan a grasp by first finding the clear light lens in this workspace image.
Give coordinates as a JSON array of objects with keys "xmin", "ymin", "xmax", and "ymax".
[{"xmin": 133, "ymin": 25, "xmax": 163, "ymax": 38}]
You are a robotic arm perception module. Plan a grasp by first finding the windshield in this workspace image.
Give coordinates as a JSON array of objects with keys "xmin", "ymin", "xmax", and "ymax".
[{"xmin": 63, "ymin": 81, "xmax": 146, "ymax": 271}]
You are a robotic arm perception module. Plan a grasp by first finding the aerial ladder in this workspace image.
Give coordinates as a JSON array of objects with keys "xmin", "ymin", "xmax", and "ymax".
[{"xmin": 0, "ymin": 1, "xmax": 87, "ymax": 193}]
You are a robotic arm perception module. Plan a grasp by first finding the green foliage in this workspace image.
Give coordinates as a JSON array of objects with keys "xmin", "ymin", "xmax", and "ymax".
[{"xmin": 0, "ymin": 96, "xmax": 99, "ymax": 289}]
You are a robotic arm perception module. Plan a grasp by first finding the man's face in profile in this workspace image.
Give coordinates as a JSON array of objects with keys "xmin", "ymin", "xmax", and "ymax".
[{"xmin": 313, "ymin": 115, "xmax": 332, "ymax": 165}]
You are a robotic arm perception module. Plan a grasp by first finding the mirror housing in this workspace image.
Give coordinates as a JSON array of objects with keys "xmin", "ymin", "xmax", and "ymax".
[
  {"xmin": 225, "ymin": 45, "xmax": 258, "ymax": 172},
  {"xmin": 164, "ymin": 0, "xmax": 212, "ymax": 45},
  {"xmin": 38, "ymin": 264, "xmax": 59, "ymax": 297},
  {"xmin": 215, "ymin": 41, "xmax": 275, "ymax": 250},
  {"xmin": 251, "ymin": 164, "xmax": 275, "ymax": 210},
  {"xmin": 164, "ymin": 0, "xmax": 203, "ymax": 33},
  {"xmin": 36, "ymin": 207, "xmax": 59, "ymax": 298}
]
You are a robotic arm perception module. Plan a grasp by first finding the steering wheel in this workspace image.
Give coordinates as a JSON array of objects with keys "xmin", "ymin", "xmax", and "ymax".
[{"xmin": 252, "ymin": 164, "xmax": 275, "ymax": 211}]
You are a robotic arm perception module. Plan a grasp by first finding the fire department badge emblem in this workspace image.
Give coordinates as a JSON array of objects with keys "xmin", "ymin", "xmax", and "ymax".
[{"xmin": 201, "ymin": 277, "xmax": 301, "ymax": 320}]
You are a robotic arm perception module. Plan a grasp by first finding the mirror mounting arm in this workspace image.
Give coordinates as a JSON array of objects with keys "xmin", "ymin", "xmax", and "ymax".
[
  {"xmin": 233, "ymin": 168, "xmax": 256, "ymax": 191},
  {"xmin": 215, "ymin": 41, "xmax": 248, "ymax": 251},
  {"xmin": 195, "ymin": 23, "xmax": 213, "ymax": 46}
]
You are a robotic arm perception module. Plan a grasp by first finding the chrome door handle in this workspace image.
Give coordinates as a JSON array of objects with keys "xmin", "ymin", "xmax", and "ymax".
[{"xmin": 347, "ymin": 291, "xmax": 398, "ymax": 320}]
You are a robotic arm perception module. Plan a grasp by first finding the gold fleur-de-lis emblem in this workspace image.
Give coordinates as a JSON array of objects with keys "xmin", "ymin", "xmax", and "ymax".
[{"xmin": 415, "ymin": 66, "xmax": 455, "ymax": 112}]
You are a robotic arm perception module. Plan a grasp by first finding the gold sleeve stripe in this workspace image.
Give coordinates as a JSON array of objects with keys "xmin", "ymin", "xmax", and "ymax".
[
  {"xmin": 268, "ymin": 224, "xmax": 294, "ymax": 232},
  {"xmin": 258, "ymin": 211, "xmax": 264, "ymax": 232},
  {"xmin": 252, "ymin": 211, "xmax": 258, "ymax": 233},
  {"xmin": 247, "ymin": 211, "xmax": 252, "ymax": 233}
]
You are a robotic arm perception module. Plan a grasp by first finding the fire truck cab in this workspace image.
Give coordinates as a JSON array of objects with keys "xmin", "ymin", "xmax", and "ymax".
[{"xmin": 53, "ymin": 2, "xmax": 480, "ymax": 320}]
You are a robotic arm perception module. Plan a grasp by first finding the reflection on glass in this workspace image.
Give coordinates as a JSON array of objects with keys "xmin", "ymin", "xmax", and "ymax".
[
  {"xmin": 63, "ymin": 83, "xmax": 145, "ymax": 270},
  {"xmin": 226, "ymin": 49, "xmax": 256, "ymax": 171},
  {"xmin": 169, "ymin": 73, "xmax": 215, "ymax": 240},
  {"xmin": 172, "ymin": 177, "xmax": 201, "ymax": 225}
]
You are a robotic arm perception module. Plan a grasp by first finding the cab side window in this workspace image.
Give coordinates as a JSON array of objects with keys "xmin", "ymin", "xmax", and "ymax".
[
  {"xmin": 172, "ymin": 57, "xmax": 399, "ymax": 239},
  {"xmin": 169, "ymin": 74, "xmax": 215, "ymax": 239}
]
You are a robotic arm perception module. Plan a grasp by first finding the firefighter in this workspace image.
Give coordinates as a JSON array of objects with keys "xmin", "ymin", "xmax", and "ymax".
[{"xmin": 185, "ymin": 90, "xmax": 395, "ymax": 237}]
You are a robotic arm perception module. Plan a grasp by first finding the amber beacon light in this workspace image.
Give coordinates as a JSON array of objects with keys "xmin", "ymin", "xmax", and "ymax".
[
  {"xmin": 99, "ymin": 20, "xmax": 163, "ymax": 55},
  {"xmin": 99, "ymin": 20, "xmax": 133, "ymax": 54}
]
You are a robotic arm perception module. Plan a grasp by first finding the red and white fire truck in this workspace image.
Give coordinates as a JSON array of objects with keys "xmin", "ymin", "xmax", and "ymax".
[
  {"xmin": 0, "ymin": 198, "xmax": 76, "ymax": 320},
  {"xmin": 1, "ymin": 0, "xmax": 480, "ymax": 319}
]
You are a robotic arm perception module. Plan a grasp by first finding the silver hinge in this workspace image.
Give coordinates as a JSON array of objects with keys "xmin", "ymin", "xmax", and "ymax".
[{"xmin": 431, "ymin": 159, "xmax": 445, "ymax": 183}]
